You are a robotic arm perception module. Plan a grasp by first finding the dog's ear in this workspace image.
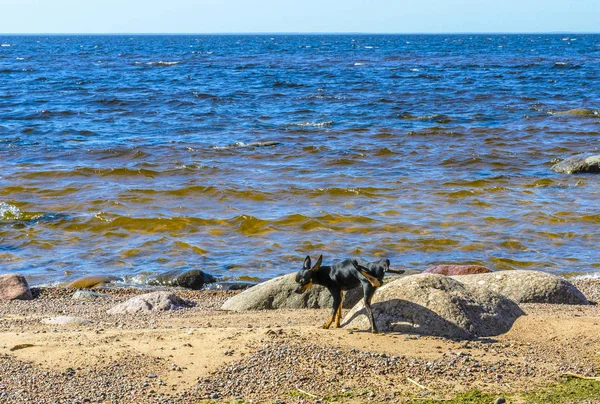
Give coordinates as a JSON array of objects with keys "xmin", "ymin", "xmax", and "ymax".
[
  {"xmin": 385, "ymin": 259, "xmax": 390, "ymax": 271},
  {"xmin": 311, "ymin": 255, "xmax": 323, "ymax": 272},
  {"xmin": 351, "ymin": 259, "xmax": 361, "ymax": 271},
  {"xmin": 303, "ymin": 255, "xmax": 311, "ymax": 270}
]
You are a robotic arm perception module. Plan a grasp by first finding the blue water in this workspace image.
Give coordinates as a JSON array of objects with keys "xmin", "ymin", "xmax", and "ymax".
[{"xmin": 1, "ymin": 35, "xmax": 599, "ymax": 285}]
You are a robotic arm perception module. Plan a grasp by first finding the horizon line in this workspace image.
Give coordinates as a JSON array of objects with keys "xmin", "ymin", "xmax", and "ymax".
[{"xmin": 1, "ymin": 31, "xmax": 599, "ymax": 36}]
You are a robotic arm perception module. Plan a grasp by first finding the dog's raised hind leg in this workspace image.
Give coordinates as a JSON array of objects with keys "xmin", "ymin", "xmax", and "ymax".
[{"xmin": 358, "ymin": 270, "xmax": 382, "ymax": 288}]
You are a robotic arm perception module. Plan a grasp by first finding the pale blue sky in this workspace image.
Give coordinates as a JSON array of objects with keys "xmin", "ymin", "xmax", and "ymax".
[{"xmin": 1, "ymin": 0, "xmax": 598, "ymax": 34}]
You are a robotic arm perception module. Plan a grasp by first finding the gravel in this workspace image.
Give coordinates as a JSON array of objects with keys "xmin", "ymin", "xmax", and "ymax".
[{"xmin": 1, "ymin": 279, "xmax": 600, "ymax": 403}]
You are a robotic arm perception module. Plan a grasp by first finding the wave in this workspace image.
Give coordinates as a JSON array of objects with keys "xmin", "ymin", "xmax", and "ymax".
[
  {"xmin": 212, "ymin": 141, "xmax": 280, "ymax": 150},
  {"xmin": 398, "ymin": 113, "xmax": 452, "ymax": 123},
  {"xmin": 287, "ymin": 121, "xmax": 334, "ymax": 128},
  {"xmin": 273, "ymin": 80, "xmax": 305, "ymax": 88},
  {"xmin": 38, "ymin": 109, "xmax": 79, "ymax": 117},
  {"xmin": 139, "ymin": 61, "xmax": 181, "ymax": 66},
  {"xmin": 0, "ymin": 202, "xmax": 23, "ymax": 221},
  {"xmin": 302, "ymin": 93, "xmax": 349, "ymax": 101},
  {"xmin": 118, "ymin": 185, "xmax": 392, "ymax": 202},
  {"xmin": 0, "ymin": 202, "xmax": 64, "ymax": 225},
  {"xmin": 552, "ymin": 62, "xmax": 581, "ymax": 69},
  {"xmin": 49, "ymin": 212, "xmax": 386, "ymax": 236}
]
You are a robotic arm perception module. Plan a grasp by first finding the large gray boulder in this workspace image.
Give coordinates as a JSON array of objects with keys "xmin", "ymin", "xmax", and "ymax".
[
  {"xmin": 343, "ymin": 274, "xmax": 524, "ymax": 339},
  {"xmin": 221, "ymin": 273, "xmax": 363, "ymax": 311},
  {"xmin": 552, "ymin": 154, "xmax": 600, "ymax": 174},
  {"xmin": 107, "ymin": 292, "xmax": 192, "ymax": 315},
  {"xmin": 0, "ymin": 274, "xmax": 33, "ymax": 300},
  {"xmin": 452, "ymin": 270, "xmax": 589, "ymax": 305}
]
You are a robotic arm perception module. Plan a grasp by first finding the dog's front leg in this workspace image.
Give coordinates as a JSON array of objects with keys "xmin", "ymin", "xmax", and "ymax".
[{"xmin": 323, "ymin": 289, "xmax": 341, "ymax": 329}]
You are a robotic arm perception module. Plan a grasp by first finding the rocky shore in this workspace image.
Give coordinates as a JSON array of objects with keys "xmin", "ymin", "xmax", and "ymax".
[{"xmin": 1, "ymin": 275, "xmax": 600, "ymax": 403}]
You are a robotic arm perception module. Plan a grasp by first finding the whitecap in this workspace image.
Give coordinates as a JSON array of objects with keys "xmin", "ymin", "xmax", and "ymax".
[
  {"xmin": 290, "ymin": 121, "xmax": 334, "ymax": 128},
  {"xmin": 410, "ymin": 68, "xmax": 420, "ymax": 72},
  {"xmin": 0, "ymin": 202, "xmax": 22, "ymax": 220},
  {"xmin": 0, "ymin": 44, "xmax": 11, "ymax": 47},
  {"xmin": 364, "ymin": 46, "xmax": 374, "ymax": 49},
  {"xmin": 146, "ymin": 61, "xmax": 181, "ymax": 66},
  {"xmin": 354, "ymin": 62, "xmax": 365, "ymax": 66}
]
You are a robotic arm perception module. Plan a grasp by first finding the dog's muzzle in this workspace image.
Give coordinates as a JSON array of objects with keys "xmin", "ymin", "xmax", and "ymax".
[{"xmin": 294, "ymin": 282, "xmax": 312, "ymax": 294}]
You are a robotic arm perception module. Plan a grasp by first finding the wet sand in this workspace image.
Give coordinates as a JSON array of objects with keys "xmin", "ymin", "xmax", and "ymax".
[{"xmin": 1, "ymin": 279, "xmax": 600, "ymax": 403}]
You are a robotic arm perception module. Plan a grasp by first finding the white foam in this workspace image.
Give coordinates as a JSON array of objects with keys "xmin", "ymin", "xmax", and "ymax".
[
  {"xmin": 292, "ymin": 121, "xmax": 334, "ymax": 127},
  {"xmin": 354, "ymin": 62, "xmax": 365, "ymax": 66},
  {"xmin": 0, "ymin": 202, "xmax": 22, "ymax": 220},
  {"xmin": 146, "ymin": 61, "xmax": 181, "ymax": 66},
  {"xmin": 213, "ymin": 141, "xmax": 247, "ymax": 150},
  {"xmin": 1, "ymin": 44, "xmax": 11, "ymax": 47},
  {"xmin": 574, "ymin": 272, "xmax": 600, "ymax": 280}
]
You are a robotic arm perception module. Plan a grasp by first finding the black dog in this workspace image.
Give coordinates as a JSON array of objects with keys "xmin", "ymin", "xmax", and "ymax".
[{"xmin": 294, "ymin": 255, "xmax": 404, "ymax": 333}]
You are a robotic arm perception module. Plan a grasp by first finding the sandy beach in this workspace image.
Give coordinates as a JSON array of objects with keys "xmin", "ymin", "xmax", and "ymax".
[{"xmin": 1, "ymin": 279, "xmax": 600, "ymax": 403}]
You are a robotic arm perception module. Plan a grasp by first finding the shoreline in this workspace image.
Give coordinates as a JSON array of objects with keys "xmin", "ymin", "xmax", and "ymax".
[{"xmin": 0, "ymin": 279, "xmax": 600, "ymax": 403}]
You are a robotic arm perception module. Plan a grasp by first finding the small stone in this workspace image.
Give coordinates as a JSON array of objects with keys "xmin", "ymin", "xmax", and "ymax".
[
  {"xmin": 41, "ymin": 316, "xmax": 92, "ymax": 326},
  {"xmin": 72, "ymin": 290, "xmax": 108, "ymax": 300},
  {"xmin": 107, "ymin": 292, "xmax": 193, "ymax": 315},
  {"xmin": 494, "ymin": 398, "xmax": 506, "ymax": 404}
]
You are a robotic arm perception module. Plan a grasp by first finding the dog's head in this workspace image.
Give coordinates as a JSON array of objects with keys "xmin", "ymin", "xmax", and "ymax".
[{"xmin": 294, "ymin": 254, "xmax": 322, "ymax": 294}]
